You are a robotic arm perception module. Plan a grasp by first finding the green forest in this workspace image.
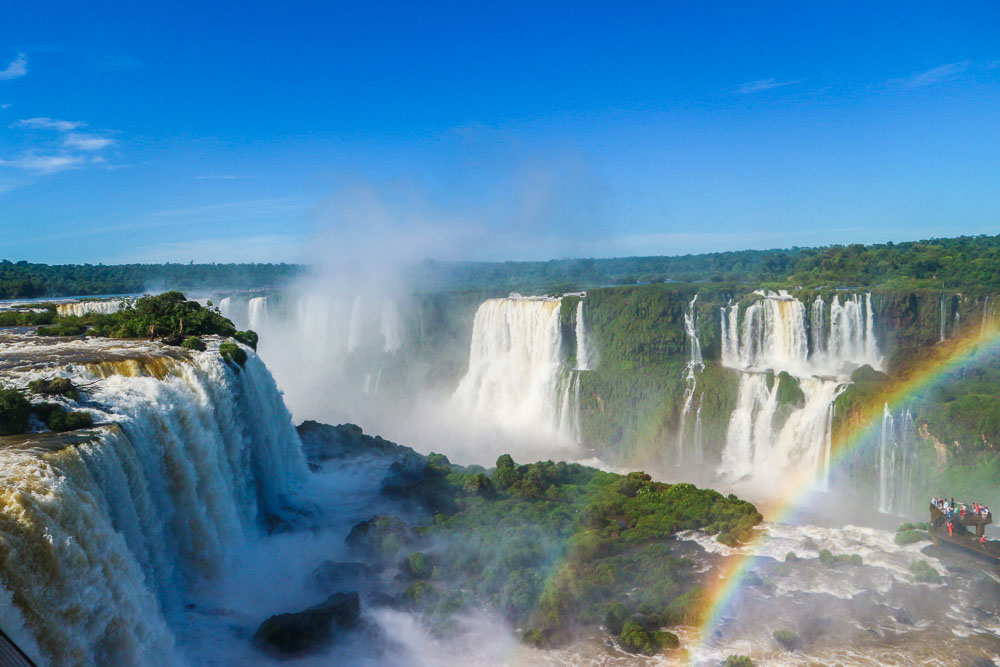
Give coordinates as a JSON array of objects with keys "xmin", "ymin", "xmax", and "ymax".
[
  {"xmin": 5, "ymin": 233, "xmax": 1000, "ymax": 298},
  {"xmin": 0, "ymin": 260, "xmax": 303, "ymax": 298}
]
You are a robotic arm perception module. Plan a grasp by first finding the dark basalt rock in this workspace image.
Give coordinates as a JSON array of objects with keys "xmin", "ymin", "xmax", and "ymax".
[{"xmin": 254, "ymin": 591, "xmax": 361, "ymax": 657}]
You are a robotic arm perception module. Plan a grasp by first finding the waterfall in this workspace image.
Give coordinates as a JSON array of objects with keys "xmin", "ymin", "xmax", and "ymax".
[
  {"xmin": 575, "ymin": 299, "xmax": 592, "ymax": 371},
  {"xmin": 719, "ymin": 290, "xmax": 878, "ymax": 484},
  {"xmin": 0, "ymin": 340, "xmax": 307, "ymax": 667},
  {"xmin": 218, "ymin": 296, "xmax": 232, "ymax": 319},
  {"xmin": 247, "ymin": 296, "xmax": 268, "ymax": 331},
  {"xmin": 827, "ymin": 293, "xmax": 881, "ymax": 372},
  {"xmin": 677, "ymin": 295, "xmax": 704, "ymax": 465},
  {"xmin": 55, "ymin": 299, "xmax": 125, "ymax": 317},
  {"xmin": 452, "ymin": 296, "xmax": 578, "ymax": 443},
  {"xmin": 810, "ymin": 296, "xmax": 826, "ymax": 356},
  {"xmin": 940, "ymin": 296, "xmax": 947, "ymax": 342},
  {"xmin": 877, "ymin": 404, "xmax": 917, "ymax": 515},
  {"xmin": 381, "ymin": 298, "xmax": 402, "ymax": 353},
  {"xmin": 347, "ymin": 295, "xmax": 364, "ymax": 353}
]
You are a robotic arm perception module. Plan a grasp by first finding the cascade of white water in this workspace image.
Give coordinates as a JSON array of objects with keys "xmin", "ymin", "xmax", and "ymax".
[
  {"xmin": 940, "ymin": 296, "xmax": 947, "ymax": 342},
  {"xmin": 347, "ymin": 295, "xmax": 363, "ymax": 353},
  {"xmin": 575, "ymin": 299, "xmax": 592, "ymax": 371},
  {"xmin": 55, "ymin": 299, "xmax": 125, "ymax": 317},
  {"xmin": 218, "ymin": 296, "xmax": 232, "ymax": 319},
  {"xmin": 810, "ymin": 296, "xmax": 826, "ymax": 356},
  {"xmin": 719, "ymin": 290, "xmax": 878, "ymax": 485},
  {"xmin": 247, "ymin": 296, "xmax": 268, "ymax": 332},
  {"xmin": 827, "ymin": 293, "xmax": 882, "ymax": 372},
  {"xmin": 0, "ymin": 340, "xmax": 307, "ymax": 667},
  {"xmin": 983, "ymin": 296, "xmax": 992, "ymax": 334},
  {"xmin": 452, "ymin": 296, "xmax": 578, "ymax": 443},
  {"xmin": 877, "ymin": 404, "xmax": 917, "ymax": 515},
  {"xmin": 677, "ymin": 295, "xmax": 704, "ymax": 466},
  {"xmin": 877, "ymin": 403, "xmax": 896, "ymax": 513},
  {"xmin": 381, "ymin": 298, "xmax": 402, "ymax": 353}
]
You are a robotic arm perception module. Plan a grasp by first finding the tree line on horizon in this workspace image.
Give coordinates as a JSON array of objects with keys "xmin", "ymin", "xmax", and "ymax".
[{"xmin": 3, "ymin": 233, "xmax": 1000, "ymax": 298}]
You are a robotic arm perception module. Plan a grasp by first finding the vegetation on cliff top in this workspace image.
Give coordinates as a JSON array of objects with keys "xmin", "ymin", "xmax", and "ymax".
[{"xmin": 315, "ymin": 424, "xmax": 761, "ymax": 654}]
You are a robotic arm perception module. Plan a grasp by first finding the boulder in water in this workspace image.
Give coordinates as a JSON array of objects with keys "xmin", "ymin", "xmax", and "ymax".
[{"xmin": 254, "ymin": 591, "xmax": 361, "ymax": 657}]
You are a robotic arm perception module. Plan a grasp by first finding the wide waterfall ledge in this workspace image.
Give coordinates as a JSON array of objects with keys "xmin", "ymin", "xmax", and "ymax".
[{"xmin": 0, "ymin": 331, "xmax": 307, "ymax": 667}]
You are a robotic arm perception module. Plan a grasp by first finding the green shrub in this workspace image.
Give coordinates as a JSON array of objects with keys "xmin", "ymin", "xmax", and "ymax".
[
  {"xmin": 219, "ymin": 341, "xmax": 248, "ymax": 368},
  {"xmin": 47, "ymin": 409, "xmax": 93, "ymax": 432},
  {"xmin": 910, "ymin": 560, "xmax": 942, "ymax": 584},
  {"xmin": 181, "ymin": 336, "xmax": 206, "ymax": 351},
  {"xmin": 234, "ymin": 329, "xmax": 259, "ymax": 350},
  {"xmin": 405, "ymin": 581, "xmax": 437, "ymax": 606},
  {"xmin": 0, "ymin": 309, "xmax": 56, "ymax": 326},
  {"xmin": 403, "ymin": 552, "xmax": 433, "ymax": 579},
  {"xmin": 785, "ymin": 551, "xmax": 798, "ymax": 561},
  {"xmin": 618, "ymin": 620, "xmax": 660, "ymax": 655},
  {"xmin": 725, "ymin": 656, "xmax": 754, "ymax": 667},
  {"xmin": 894, "ymin": 529, "xmax": 928, "ymax": 546},
  {"xmin": 32, "ymin": 403, "xmax": 93, "ymax": 432},
  {"xmin": 35, "ymin": 323, "xmax": 86, "ymax": 336},
  {"xmin": 654, "ymin": 630, "xmax": 679, "ymax": 649},
  {"xmin": 773, "ymin": 628, "xmax": 798, "ymax": 651},
  {"xmin": 28, "ymin": 378, "xmax": 79, "ymax": 400},
  {"xmin": 818, "ymin": 549, "xmax": 862, "ymax": 565},
  {"xmin": 0, "ymin": 389, "xmax": 31, "ymax": 435}
]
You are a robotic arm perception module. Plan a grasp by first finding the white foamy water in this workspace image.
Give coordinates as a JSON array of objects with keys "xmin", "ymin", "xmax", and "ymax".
[
  {"xmin": 0, "ymin": 336, "xmax": 306, "ymax": 667},
  {"xmin": 54, "ymin": 299, "xmax": 127, "ymax": 316}
]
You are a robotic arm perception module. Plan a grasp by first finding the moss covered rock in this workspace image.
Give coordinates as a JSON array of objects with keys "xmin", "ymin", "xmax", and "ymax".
[
  {"xmin": 219, "ymin": 341, "xmax": 247, "ymax": 367},
  {"xmin": 181, "ymin": 336, "xmax": 206, "ymax": 351}
]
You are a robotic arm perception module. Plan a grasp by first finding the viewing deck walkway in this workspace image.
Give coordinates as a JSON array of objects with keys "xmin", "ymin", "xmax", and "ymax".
[{"xmin": 929, "ymin": 503, "xmax": 1000, "ymax": 565}]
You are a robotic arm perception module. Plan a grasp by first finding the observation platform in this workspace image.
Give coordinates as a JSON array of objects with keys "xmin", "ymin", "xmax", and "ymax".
[{"xmin": 929, "ymin": 503, "xmax": 1000, "ymax": 565}]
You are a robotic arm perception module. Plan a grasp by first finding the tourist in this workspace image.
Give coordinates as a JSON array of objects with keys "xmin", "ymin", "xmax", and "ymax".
[
  {"xmin": 981, "ymin": 534, "xmax": 987, "ymax": 549},
  {"xmin": 948, "ymin": 521, "xmax": 954, "ymax": 537}
]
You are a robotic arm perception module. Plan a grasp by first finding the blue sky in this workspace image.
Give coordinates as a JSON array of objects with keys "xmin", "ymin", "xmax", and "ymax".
[{"xmin": 1, "ymin": 1, "xmax": 999, "ymax": 264}]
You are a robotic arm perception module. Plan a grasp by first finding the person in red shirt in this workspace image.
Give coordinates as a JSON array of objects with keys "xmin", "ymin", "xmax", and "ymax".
[{"xmin": 948, "ymin": 521, "xmax": 954, "ymax": 536}]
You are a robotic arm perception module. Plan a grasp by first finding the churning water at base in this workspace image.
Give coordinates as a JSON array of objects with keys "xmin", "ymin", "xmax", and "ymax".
[{"xmin": 0, "ymin": 337, "xmax": 306, "ymax": 667}]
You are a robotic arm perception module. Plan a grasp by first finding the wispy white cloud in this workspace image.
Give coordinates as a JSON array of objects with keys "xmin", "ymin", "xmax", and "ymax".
[
  {"xmin": 0, "ymin": 104, "xmax": 10, "ymax": 110},
  {"xmin": 15, "ymin": 117, "xmax": 85, "ymax": 131},
  {"xmin": 0, "ymin": 153, "xmax": 85, "ymax": 173},
  {"xmin": 0, "ymin": 53, "xmax": 26, "ymax": 81},
  {"xmin": 63, "ymin": 133, "xmax": 114, "ymax": 151},
  {"xmin": 729, "ymin": 78, "xmax": 801, "ymax": 94},
  {"xmin": 895, "ymin": 61, "xmax": 970, "ymax": 88}
]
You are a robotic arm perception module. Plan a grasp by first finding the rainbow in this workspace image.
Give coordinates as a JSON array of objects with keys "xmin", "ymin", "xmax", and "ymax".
[{"xmin": 686, "ymin": 321, "xmax": 1000, "ymax": 663}]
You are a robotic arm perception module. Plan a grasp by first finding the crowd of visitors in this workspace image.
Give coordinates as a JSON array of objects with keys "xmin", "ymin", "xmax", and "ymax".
[{"xmin": 932, "ymin": 497, "xmax": 990, "ymax": 522}]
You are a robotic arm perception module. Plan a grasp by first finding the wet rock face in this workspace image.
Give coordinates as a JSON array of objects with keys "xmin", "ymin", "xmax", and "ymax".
[{"xmin": 254, "ymin": 591, "xmax": 361, "ymax": 657}]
